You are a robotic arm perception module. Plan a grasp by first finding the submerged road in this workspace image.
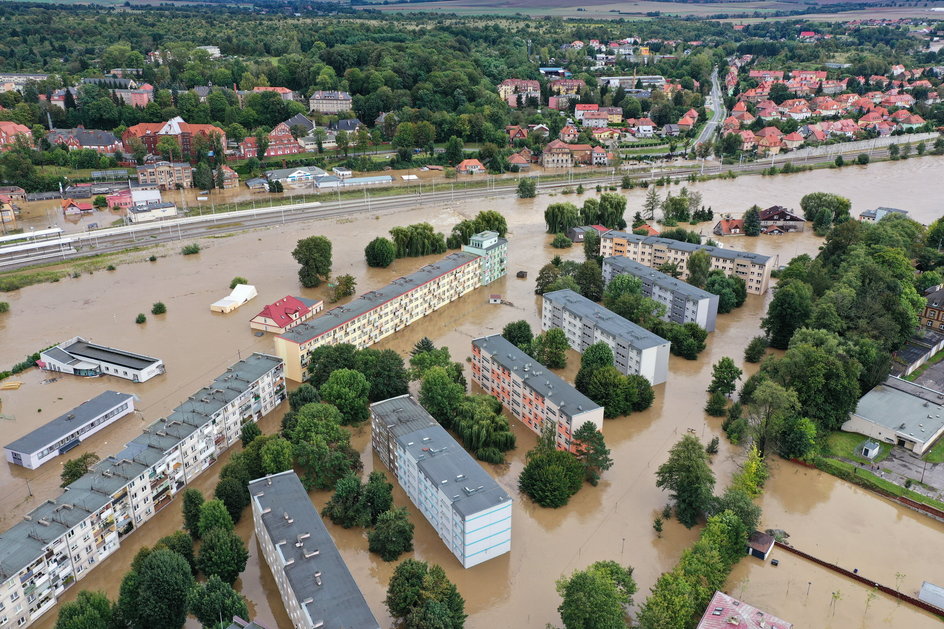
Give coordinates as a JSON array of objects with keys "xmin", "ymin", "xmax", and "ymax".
[{"xmin": 696, "ymin": 66, "xmax": 725, "ymax": 146}]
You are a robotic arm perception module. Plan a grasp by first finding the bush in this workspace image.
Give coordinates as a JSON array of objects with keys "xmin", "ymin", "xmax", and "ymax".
[
  {"xmin": 0, "ymin": 302, "xmax": 8, "ymax": 313},
  {"xmin": 149, "ymin": 255, "xmax": 157, "ymax": 262},
  {"xmin": 230, "ymin": 276, "xmax": 248, "ymax": 289},
  {"xmin": 856, "ymin": 153, "xmax": 870, "ymax": 165},
  {"xmin": 106, "ymin": 264, "xmax": 116, "ymax": 271},
  {"xmin": 551, "ymin": 233, "xmax": 573, "ymax": 248},
  {"xmin": 744, "ymin": 336, "xmax": 767, "ymax": 363},
  {"xmin": 151, "ymin": 302, "xmax": 167, "ymax": 315},
  {"xmin": 834, "ymin": 155, "xmax": 844, "ymax": 167},
  {"xmin": 135, "ymin": 313, "xmax": 146, "ymax": 324},
  {"xmin": 182, "ymin": 243, "xmax": 201, "ymax": 255},
  {"xmin": 517, "ymin": 178, "xmax": 537, "ymax": 198},
  {"xmin": 365, "ymin": 237, "xmax": 396, "ymax": 268}
]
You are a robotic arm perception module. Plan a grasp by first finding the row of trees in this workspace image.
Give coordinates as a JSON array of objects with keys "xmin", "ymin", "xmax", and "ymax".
[{"xmin": 544, "ymin": 193, "xmax": 628, "ymax": 234}]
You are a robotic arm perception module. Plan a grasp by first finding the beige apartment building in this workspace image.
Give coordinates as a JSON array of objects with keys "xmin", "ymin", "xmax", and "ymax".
[
  {"xmin": 135, "ymin": 161, "xmax": 193, "ymax": 190},
  {"xmin": 598, "ymin": 231, "xmax": 776, "ymax": 294},
  {"xmin": 275, "ymin": 234, "xmax": 507, "ymax": 381}
]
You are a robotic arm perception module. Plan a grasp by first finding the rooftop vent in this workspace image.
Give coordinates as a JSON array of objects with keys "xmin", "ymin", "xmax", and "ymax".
[
  {"xmin": 304, "ymin": 549, "xmax": 320, "ymax": 559},
  {"xmin": 314, "ymin": 571, "xmax": 323, "ymax": 586}
]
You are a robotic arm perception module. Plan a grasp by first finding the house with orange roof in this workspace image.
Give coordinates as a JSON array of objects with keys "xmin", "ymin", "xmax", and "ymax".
[
  {"xmin": 122, "ymin": 116, "xmax": 226, "ymax": 159},
  {"xmin": 506, "ymin": 125, "xmax": 528, "ymax": 142},
  {"xmin": 559, "ymin": 125, "xmax": 579, "ymax": 143},
  {"xmin": 252, "ymin": 86, "xmax": 295, "ymax": 101},
  {"xmin": 736, "ymin": 130, "xmax": 756, "ymax": 151},
  {"xmin": 508, "ymin": 152, "xmax": 530, "ymax": 171},
  {"xmin": 61, "ymin": 198, "xmax": 94, "ymax": 216},
  {"xmin": 592, "ymin": 127, "xmax": 620, "ymax": 141},
  {"xmin": 574, "ymin": 103, "xmax": 599, "ymax": 121},
  {"xmin": 713, "ymin": 218, "xmax": 745, "ymax": 236},
  {"xmin": 756, "ymin": 135, "xmax": 782, "ymax": 156},
  {"xmin": 782, "ymin": 132, "xmax": 804, "ymax": 150},
  {"xmin": 677, "ymin": 116, "xmax": 695, "ymax": 131},
  {"xmin": 633, "ymin": 118, "xmax": 656, "ymax": 138},
  {"xmin": 457, "ymin": 159, "xmax": 485, "ymax": 175},
  {"xmin": 591, "ymin": 146, "xmax": 610, "ymax": 166},
  {"xmin": 0, "ymin": 120, "xmax": 32, "ymax": 151},
  {"xmin": 722, "ymin": 116, "xmax": 741, "ymax": 132}
]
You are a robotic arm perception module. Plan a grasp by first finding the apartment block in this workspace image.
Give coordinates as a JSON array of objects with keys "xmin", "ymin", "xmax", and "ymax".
[
  {"xmin": 39, "ymin": 336, "xmax": 164, "ymax": 382},
  {"xmin": 602, "ymin": 256, "xmax": 719, "ymax": 332},
  {"xmin": 249, "ymin": 471, "xmax": 379, "ymax": 629},
  {"xmin": 461, "ymin": 230, "xmax": 508, "ymax": 285},
  {"xmin": 598, "ymin": 231, "xmax": 776, "ymax": 294},
  {"xmin": 135, "ymin": 161, "xmax": 193, "ymax": 190},
  {"xmin": 541, "ymin": 290, "xmax": 671, "ymax": 385},
  {"xmin": 471, "ymin": 335, "xmax": 604, "ymax": 452},
  {"xmin": 0, "ymin": 354, "xmax": 285, "ymax": 629},
  {"xmin": 370, "ymin": 396, "xmax": 512, "ymax": 568},
  {"xmin": 275, "ymin": 234, "xmax": 507, "ymax": 382}
]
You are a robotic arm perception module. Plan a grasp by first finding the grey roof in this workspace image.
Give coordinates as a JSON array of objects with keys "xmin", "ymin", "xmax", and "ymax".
[
  {"xmin": 602, "ymin": 231, "xmax": 772, "ymax": 265},
  {"xmin": 283, "ymin": 113, "xmax": 314, "ymax": 132},
  {"xmin": 264, "ymin": 165, "xmax": 325, "ymax": 181},
  {"xmin": 136, "ymin": 161, "xmax": 190, "ymax": 171},
  {"xmin": 603, "ymin": 256, "xmax": 715, "ymax": 301},
  {"xmin": 371, "ymin": 395, "xmax": 440, "ymax": 439},
  {"xmin": 47, "ymin": 128, "xmax": 119, "ymax": 148},
  {"xmin": 5, "ymin": 391, "xmax": 134, "ymax": 455},
  {"xmin": 192, "ymin": 85, "xmax": 212, "ymax": 98},
  {"xmin": 395, "ymin": 423, "xmax": 511, "ymax": 518},
  {"xmin": 310, "ymin": 90, "xmax": 352, "ymax": 100},
  {"xmin": 280, "ymin": 252, "xmax": 479, "ymax": 344},
  {"xmin": 860, "ymin": 206, "xmax": 908, "ymax": 219},
  {"xmin": 853, "ymin": 377, "xmax": 944, "ymax": 444},
  {"xmin": 60, "ymin": 337, "xmax": 161, "ymax": 371},
  {"xmin": 296, "ymin": 296, "xmax": 322, "ymax": 309},
  {"xmin": 919, "ymin": 582, "xmax": 944, "ymax": 611},
  {"xmin": 248, "ymin": 471, "xmax": 379, "ymax": 629},
  {"xmin": 543, "ymin": 289, "xmax": 670, "ymax": 351},
  {"xmin": 330, "ymin": 118, "xmax": 362, "ymax": 132},
  {"xmin": 226, "ymin": 620, "xmax": 269, "ymax": 629},
  {"xmin": 472, "ymin": 335, "xmax": 601, "ymax": 416},
  {"xmin": 129, "ymin": 202, "xmax": 176, "ymax": 213}
]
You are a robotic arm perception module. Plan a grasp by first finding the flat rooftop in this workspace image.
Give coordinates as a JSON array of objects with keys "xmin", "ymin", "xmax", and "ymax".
[
  {"xmin": 473, "ymin": 335, "xmax": 601, "ymax": 417},
  {"xmin": 853, "ymin": 377, "xmax": 944, "ymax": 444},
  {"xmin": 249, "ymin": 471, "xmax": 379, "ymax": 629},
  {"xmin": 5, "ymin": 391, "xmax": 134, "ymax": 455},
  {"xmin": 543, "ymin": 289, "xmax": 669, "ymax": 351},
  {"xmin": 61, "ymin": 337, "xmax": 161, "ymax": 371},
  {"xmin": 602, "ymin": 231, "xmax": 773, "ymax": 265},
  {"xmin": 370, "ymin": 395, "xmax": 438, "ymax": 439},
  {"xmin": 280, "ymin": 252, "xmax": 479, "ymax": 345},
  {"xmin": 395, "ymin": 422, "xmax": 511, "ymax": 518},
  {"xmin": 603, "ymin": 256, "xmax": 715, "ymax": 301}
]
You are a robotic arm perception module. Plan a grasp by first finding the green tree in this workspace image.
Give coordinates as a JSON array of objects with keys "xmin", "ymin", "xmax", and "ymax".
[
  {"xmin": 92, "ymin": 194, "xmax": 107, "ymax": 209},
  {"xmin": 655, "ymin": 434, "xmax": 715, "ymax": 528},
  {"xmin": 642, "ymin": 186, "xmax": 660, "ymax": 220},
  {"xmin": 386, "ymin": 560, "xmax": 466, "ymax": 628},
  {"xmin": 761, "ymin": 280, "xmax": 813, "ymax": 349},
  {"xmin": 573, "ymin": 422, "xmax": 613, "ymax": 486},
  {"xmin": 519, "ymin": 448, "xmax": 585, "ymax": 508},
  {"xmin": 319, "ymin": 368, "xmax": 370, "ymax": 424},
  {"xmin": 745, "ymin": 379, "xmax": 800, "ymax": 457},
  {"xmin": 188, "ymin": 575, "xmax": 249, "ymax": 629},
  {"xmin": 686, "ymin": 249, "xmax": 711, "ymax": 288},
  {"xmin": 557, "ymin": 561, "xmax": 637, "ymax": 629},
  {"xmin": 517, "ymin": 178, "xmax": 537, "ymax": 198},
  {"xmin": 586, "ymin": 366, "xmax": 633, "ymax": 418},
  {"xmin": 288, "ymin": 383, "xmax": 320, "ymax": 411},
  {"xmin": 574, "ymin": 260, "xmax": 604, "ymax": 301},
  {"xmin": 155, "ymin": 531, "xmax": 195, "ymax": 574},
  {"xmin": 531, "ymin": 328, "xmax": 570, "ymax": 369},
  {"xmin": 743, "ymin": 206, "xmax": 761, "ymax": 237},
  {"xmin": 574, "ymin": 341, "xmax": 614, "ymax": 394},
  {"xmin": 535, "ymin": 263, "xmax": 561, "ymax": 295},
  {"xmin": 60, "ymin": 452, "xmax": 100, "ymax": 487},
  {"xmin": 502, "ymin": 320, "xmax": 533, "ymax": 350},
  {"xmin": 545, "ymin": 202, "xmax": 580, "ymax": 234},
  {"xmin": 777, "ymin": 415, "xmax": 817, "ymax": 460},
  {"xmin": 331, "ymin": 273, "xmax": 357, "ymax": 302},
  {"xmin": 800, "ymin": 192, "xmax": 852, "ymax": 235},
  {"xmin": 240, "ymin": 422, "xmax": 261, "ymax": 447},
  {"xmin": 197, "ymin": 499, "xmax": 234, "ymax": 538},
  {"xmin": 705, "ymin": 391, "xmax": 728, "ymax": 417},
  {"xmin": 731, "ymin": 444, "xmax": 768, "ymax": 498},
  {"xmin": 182, "ymin": 489, "xmax": 205, "ymax": 539},
  {"xmin": 260, "ymin": 436, "xmax": 294, "ymax": 474},
  {"xmin": 357, "ymin": 348, "xmax": 410, "ymax": 402},
  {"xmin": 214, "ymin": 477, "xmax": 250, "ymax": 524},
  {"xmin": 707, "ymin": 357, "xmax": 742, "ymax": 396},
  {"xmin": 116, "ymin": 549, "xmax": 194, "ymax": 629},
  {"xmin": 419, "ymin": 366, "xmax": 466, "ymax": 428},
  {"xmin": 711, "ymin": 488, "xmax": 761, "ymax": 533},
  {"xmin": 583, "ymin": 229, "xmax": 601, "ymax": 261},
  {"xmin": 322, "ymin": 473, "xmax": 370, "ymax": 528},
  {"xmin": 193, "ymin": 161, "xmax": 213, "ymax": 190},
  {"xmin": 292, "ymin": 235, "xmax": 332, "ymax": 288},
  {"xmin": 744, "ymin": 336, "xmax": 767, "ymax": 363},
  {"xmin": 365, "ymin": 236, "xmax": 396, "ymax": 267},
  {"xmin": 362, "ymin": 471, "xmax": 394, "ymax": 525},
  {"xmin": 551, "ymin": 233, "xmax": 573, "ymax": 248},
  {"xmin": 196, "ymin": 527, "xmax": 249, "ymax": 585},
  {"xmin": 368, "ymin": 507, "xmax": 415, "ymax": 561},
  {"xmin": 55, "ymin": 590, "xmax": 115, "ymax": 629},
  {"xmin": 444, "ymin": 136, "xmax": 464, "ymax": 165}
]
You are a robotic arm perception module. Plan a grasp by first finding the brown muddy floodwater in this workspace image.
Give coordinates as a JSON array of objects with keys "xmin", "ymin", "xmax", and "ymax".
[{"xmin": 3, "ymin": 156, "xmax": 944, "ymax": 628}]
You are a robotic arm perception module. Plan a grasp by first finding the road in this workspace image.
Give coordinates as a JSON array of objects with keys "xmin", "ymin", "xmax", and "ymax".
[{"xmin": 696, "ymin": 66, "xmax": 725, "ymax": 146}]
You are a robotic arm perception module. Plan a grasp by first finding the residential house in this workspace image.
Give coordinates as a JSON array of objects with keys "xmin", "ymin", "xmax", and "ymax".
[
  {"xmin": 497, "ymin": 79, "xmax": 540, "ymax": 108},
  {"xmin": 559, "ymin": 125, "xmax": 579, "ymax": 143},
  {"xmin": 574, "ymin": 103, "xmax": 599, "ymax": 120},
  {"xmin": 859, "ymin": 206, "xmax": 908, "ymax": 222},
  {"xmin": 219, "ymin": 165, "xmax": 239, "ymax": 189},
  {"xmin": 264, "ymin": 166, "xmax": 326, "ymax": 184},
  {"xmin": 61, "ymin": 198, "xmax": 94, "ymax": 215},
  {"xmin": 251, "ymin": 86, "xmax": 294, "ymax": 101},
  {"xmin": 308, "ymin": 90, "xmax": 352, "ymax": 114},
  {"xmin": 329, "ymin": 118, "xmax": 363, "ymax": 133},
  {"xmin": 600, "ymin": 106, "xmax": 624, "ymax": 124},
  {"xmin": 736, "ymin": 130, "xmax": 756, "ymax": 151},
  {"xmin": 0, "ymin": 120, "xmax": 32, "ymax": 150},
  {"xmin": 566, "ymin": 225, "xmax": 609, "ymax": 242},
  {"xmin": 782, "ymin": 132, "xmax": 804, "ymax": 149},
  {"xmin": 47, "ymin": 128, "xmax": 122, "ymax": 154},
  {"xmin": 677, "ymin": 116, "xmax": 695, "ymax": 132},
  {"xmin": 591, "ymin": 146, "xmax": 610, "ymax": 165},
  {"xmin": 632, "ymin": 118, "xmax": 656, "ymax": 138},
  {"xmin": 581, "ymin": 111, "xmax": 610, "ymax": 128},
  {"xmin": 127, "ymin": 202, "xmax": 178, "ymax": 224},
  {"xmin": 237, "ymin": 123, "xmax": 303, "ymax": 159},
  {"xmin": 136, "ymin": 161, "xmax": 193, "ymax": 190},
  {"xmin": 549, "ymin": 78, "xmax": 586, "ymax": 94},
  {"xmin": 457, "ymin": 159, "xmax": 485, "ymax": 175},
  {"xmin": 0, "ymin": 185, "xmax": 26, "ymax": 201},
  {"xmin": 506, "ymin": 125, "xmax": 528, "ymax": 142},
  {"xmin": 695, "ymin": 591, "xmax": 792, "ymax": 629},
  {"xmin": 713, "ymin": 218, "xmax": 744, "ymax": 236},
  {"xmin": 759, "ymin": 205, "xmax": 805, "ymax": 231},
  {"xmin": 508, "ymin": 152, "xmax": 530, "ymax": 171},
  {"xmin": 122, "ymin": 116, "xmax": 226, "ymax": 158},
  {"xmin": 282, "ymin": 113, "xmax": 314, "ymax": 135}
]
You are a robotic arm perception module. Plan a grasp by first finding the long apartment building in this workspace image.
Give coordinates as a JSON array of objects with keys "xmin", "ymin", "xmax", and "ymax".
[
  {"xmin": 0, "ymin": 354, "xmax": 285, "ymax": 629},
  {"xmin": 249, "ymin": 471, "xmax": 379, "ymax": 629},
  {"xmin": 370, "ymin": 395, "xmax": 512, "ymax": 568},
  {"xmin": 542, "ymin": 289, "xmax": 671, "ymax": 385},
  {"xmin": 39, "ymin": 336, "xmax": 165, "ymax": 382},
  {"xmin": 471, "ymin": 335, "xmax": 604, "ymax": 453},
  {"xmin": 274, "ymin": 232, "xmax": 507, "ymax": 382},
  {"xmin": 602, "ymin": 256, "xmax": 719, "ymax": 332},
  {"xmin": 598, "ymin": 231, "xmax": 777, "ymax": 294}
]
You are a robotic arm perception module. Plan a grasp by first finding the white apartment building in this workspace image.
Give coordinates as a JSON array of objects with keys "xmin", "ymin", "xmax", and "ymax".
[
  {"xmin": 461, "ymin": 231, "xmax": 508, "ymax": 286},
  {"xmin": 0, "ymin": 354, "xmax": 285, "ymax": 629},
  {"xmin": 602, "ymin": 256, "xmax": 720, "ymax": 332},
  {"xmin": 275, "ymin": 236, "xmax": 508, "ymax": 382},
  {"xmin": 370, "ymin": 395, "xmax": 512, "ymax": 569},
  {"xmin": 5, "ymin": 391, "xmax": 135, "ymax": 469},
  {"xmin": 249, "ymin": 471, "xmax": 379, "ymax": 629},
  {"xmin": 471, "ymin": 335, "xmax": 604, "ymax": 452},
  {"xmin": 39, "ymin": 337, "xmax": 165, "ymax": 382},
  {"xmin": 598, "ymin": 231, "xmax": 776, "ymax": 294},
  {"xmin": 542, "ymin": 289, "xmax": 671, "ymax": 386}
]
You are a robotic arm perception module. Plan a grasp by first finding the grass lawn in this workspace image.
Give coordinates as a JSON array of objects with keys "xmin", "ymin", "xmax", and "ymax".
[
  {"xmin": 903, "ymin": 348, "xmax": 944, "ymax": 381},
  {"xmin": 924, "ymin": 438, "xmax": 944, "ymax": 464},
  {"xmin": 820, "ymin": 457, "xmax": 944, "ymax": 513},
  {"xmin": 825, "ymin": 431, "xmax": 890, "ymax": 464}
]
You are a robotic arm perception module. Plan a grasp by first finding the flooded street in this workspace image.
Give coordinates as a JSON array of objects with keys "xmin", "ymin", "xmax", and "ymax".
[{"xmin": 3, "ymin": 156, "xmax": 944, "ymax": 628}]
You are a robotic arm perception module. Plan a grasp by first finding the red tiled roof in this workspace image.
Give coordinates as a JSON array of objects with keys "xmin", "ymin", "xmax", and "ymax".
[
  {"xmin": 252, "ymin": 296, "xmax": 318, "ymax": 328},
  {"xmin": 695, "ymin": 591, "xmax": 792, "ymax": 629}
]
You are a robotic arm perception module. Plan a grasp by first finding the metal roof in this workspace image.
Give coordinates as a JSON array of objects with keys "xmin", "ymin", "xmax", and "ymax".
[
  {"xmin": 472, "ymin": 335, "xmax": 601, "ymax": 416},
  {"xmin": 248, "ymin": 471, "xmax": 379, "ymax": 629},
  {"xmin": 58, "ymin": 338, "xmax": 161, "ymax": 371},
  {"xmin": 603, "ymin": 256, "xmax": 716, "ymax": 301},
  {"xmin": 4, "ymin": 391, "xmax": 134, "ymax": 455},
  {"xmin": 543, "ymin": 289, "xmax": 669, "ymax": 351},
  {"xmin": 919, "ymin": 582, "xmax": 944, "ymax": 611},
  {"xmin": 370, "ymin": 395, "xmax": 438, "ymax": 439},
  {"xmin": 852, "ymin": 377, "xmax": 944, "ymax": 445},
  {"xmin": 280, "ymin": 252, "xmax": 479, "ymax": 345},
  {"xmin": 602, "ymin": 230, "xmax": 772, "ymax": 264}
]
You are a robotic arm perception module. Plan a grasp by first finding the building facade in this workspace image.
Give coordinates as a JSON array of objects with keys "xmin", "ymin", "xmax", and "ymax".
[
  {"xmin": 598, "ymin": 231, "xmax": 776, "ymax": 294},
  {"xmin": 307, "ymin": 90, "xmax": 352, "ymax": 114},
  {"xmin": 274, "ymin": 235, "xmax": 507, "ymax": 382},
  {"xmin": 4, "ymin": 392, "xmax": 135, "ymax": 470},
  {"xmin": 249, "ymin": 471, "xmax": 379, "ymax": 629},
  {"xmin": 136, "ymin": 161, "xmax": 193, "ymax": 190},
  {"xmin": 920, "ymin": 286, "xmax": 944, "ymax": 331},
  {"xmin": 370, "ymin": 396, "xmax": 512, "ymax": 568},
  {"xmin": 471, "ymin": 335, "xmax": 604, "ymax": 452},
  {"xmin": 250, "ymin": 296, "xmax": 324, "ymax": 334},
  {"xmin": 461, "ymin": 231, "xmax": 508, "ymax": 285},
  {"xmin": 39, "ymin": 337, "xmax": 165, "ymax": 382},
  {"xmin": 842, "ymin": 377, "xmax": 944, "ymax": 456},
  {"xmin": 541, "ymin": 289, "xmax": 671, "ymax": 385},
  {"xmin": 122, "ymin": 116, "xmax": 225, "ymax": 158},
  {"xmin": 0, "ymin": 354, "xmax": 285, "ymax": 629},
  {"xmin": 602, "ymin": 256, "xmax": 719, "ymax": 332}
]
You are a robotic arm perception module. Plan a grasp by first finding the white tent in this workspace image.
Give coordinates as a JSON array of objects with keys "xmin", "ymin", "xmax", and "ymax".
[{"xmin": 210, "ymin": 284, "xmax": 258, "ymax": 313}]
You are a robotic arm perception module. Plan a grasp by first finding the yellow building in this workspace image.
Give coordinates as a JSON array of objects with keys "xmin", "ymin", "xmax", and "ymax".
[{"xmin": 598, "ymin": 231, "xmax": 776, "ymax": 294}]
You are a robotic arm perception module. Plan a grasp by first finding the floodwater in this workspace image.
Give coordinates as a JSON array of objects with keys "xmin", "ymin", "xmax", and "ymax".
[{"xmin": 2, "ymin": 155, "xmax": 943, "ymax": 628}]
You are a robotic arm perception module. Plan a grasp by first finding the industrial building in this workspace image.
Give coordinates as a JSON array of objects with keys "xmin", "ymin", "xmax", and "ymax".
[
  {"xmin": 842, "ymin": 376, "xmax": 944, "ymax": 456},
  {"xmin": 39, "ymin": 337, "xmax": 165, "ymax": 382}
]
